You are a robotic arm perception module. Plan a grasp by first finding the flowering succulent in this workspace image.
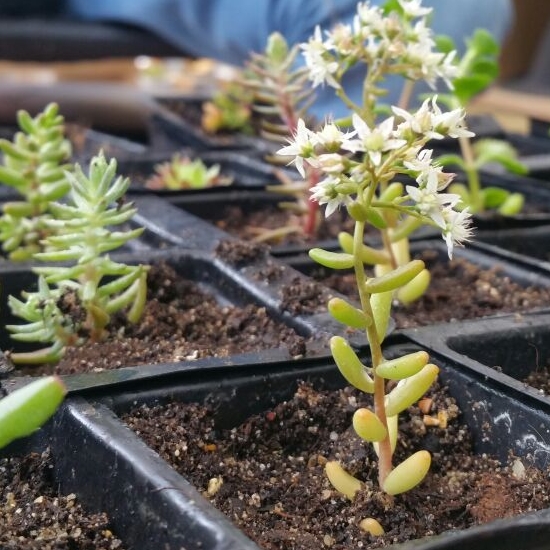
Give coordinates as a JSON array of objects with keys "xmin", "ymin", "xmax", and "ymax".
[
  {"xmin": 435, "ymin": 29, "xmax": 528, "ymax": 214},
  {"xmin": 7, "ymin": 152, "xmax": 149, "ymax": 365},
  {"xmin": 0, "ymin": 103, "xmax": 72, "ymax": 261},
  {"xmin": 145, "ymin": 154, "xmax": 233, "ymax": 190},
  {"xmin": 278, "ymin": 0, "xmax": 475, "ymax": 520}
]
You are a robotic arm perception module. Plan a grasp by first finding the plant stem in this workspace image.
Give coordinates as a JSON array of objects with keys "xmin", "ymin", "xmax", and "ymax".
[
  {"xmin": 458, "ymin": 133, "xmax": 483, "ymax": 213},
  {"xmin": 303, "ymin": 165, "xmax": 320, "ymax": 235},
  {"xmin": 275, "ymin": 71, "xmax": 320, "ymax": 236},
  {"xmin": 353, "ymin": 220, "xmax": 393, "ymax": 487},
  {"xmin": 397, "ymin": 79, "xmax": 415, "ymax": 111}
]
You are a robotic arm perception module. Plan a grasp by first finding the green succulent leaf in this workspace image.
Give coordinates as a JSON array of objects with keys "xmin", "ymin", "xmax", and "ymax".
[
  {"xmin": 0, "ymin": 376, "xmax": 66, "ymax": 449},
  {"xmin": 473, "ymin": 138, "xmax": 528, "ymax": 175}
]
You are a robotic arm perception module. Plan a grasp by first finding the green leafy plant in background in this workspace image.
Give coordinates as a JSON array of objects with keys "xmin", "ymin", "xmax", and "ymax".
[
  {"xmin": 7, "ymin": 151, "xmax": 149, "ymax": 365},
  {"xmin": 436, "ymin": 29, "xmax": 528, "ymax": 215},
  {"xmin": 278, "ymin": 0, "xmax": 475, "ymax": 533},
  {"xmin": 0, "ymin": 376, "xmax": 66, "ymax": 449},
  {"xmin": 0, "ymin": 103, "xmax": 72, "ymax": 261},
  {"xmin": 145, "ymin": 154, "xmax": 233, "ymax": 190}
]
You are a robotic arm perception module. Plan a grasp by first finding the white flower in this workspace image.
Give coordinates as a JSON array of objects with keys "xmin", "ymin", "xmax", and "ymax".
[
  {"xmin": 327, "ymin": 23, "xmax": 355, "ymax": 56},
  {"xmin": 404, "ymin": 149, "xmax": 454, "ymax": 191},
  {"xmin": 436, "ymin": 50, "xmax": 459, "ymax": 90},
  {"xmin": 310, "ymin": 177, "xmax": 351, "ymax": 217},
  {"xmin": 430, "ymin": 99, "xmax": 475, "ymax": 139},
  {"xmin": 394, "ymin": 97, "xmax": 474, "ymax": 141},
  {"xmin": 398, "ymin": 0, "xmax": 432, "ymax": 18},
  {"xmin": 404, "ymin": 46, "xmax": 453, "ymax": 90},
  {"xmin": 315, "ymin": 122, "xmax": 355, "ymax": 149},
  {"xmin": 406, "ymin": 180, "xmax": 459, "ymax": 228},
  {"xmin": 441, "ymin": 207, "xmax": 474, "ymax": 259},
  {"xmin": 393, "ymin": 97, "xmax": 434, "ymax": 138},
  {"xmin": 343, "ymin": 113, "xmax": 406, "ymax": 166},
  {"xmin": 301, "ymin": 26, "xmax": 340, "ymax": 88},
  {"xmin": 405, "ymin": 148, "xmax": 459, "ymax": 227},
  {"xmin": 312, "ymin": 153, "xmax": 346, "ymax": 175},
  {"xmin": 277, "ymin": 118, "xmax": 317, "ymax": 177},
  {"xmin": 356, "ymin": 2, "xmax": 385, "ymax": 31}
]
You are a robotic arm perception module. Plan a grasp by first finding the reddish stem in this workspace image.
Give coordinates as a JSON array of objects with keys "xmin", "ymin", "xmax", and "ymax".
[{"xmin": 303, "ymin": 166, "xmax": 320, "ymax": 236}]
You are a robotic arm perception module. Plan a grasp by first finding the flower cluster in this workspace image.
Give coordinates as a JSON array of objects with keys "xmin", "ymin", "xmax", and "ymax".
[
  {"xmin": 301, "ymin": 0, "xmax": 458, "ymax": 95},
  {"xmin": 279, "ymin": 97, "xmax": 474, "ymax": 258}
]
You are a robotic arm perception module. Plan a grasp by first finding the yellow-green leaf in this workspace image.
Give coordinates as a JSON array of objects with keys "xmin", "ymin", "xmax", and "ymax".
[
  {"xmin": 382, "ymin": 450, "xmax": 431, "ymax": 495},
  {"xmin": 330, "ymin": 336, "xmax": 374, "ymax": 393}
]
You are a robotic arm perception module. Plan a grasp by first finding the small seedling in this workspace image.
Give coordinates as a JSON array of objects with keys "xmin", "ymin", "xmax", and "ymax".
[
  {"xmin": 0, "ymin": 103, "xmax": 72, "ymax": 260},
  {"xmin": 219, "ymin": 32, "xmax": 321, "ymax": 236},
  {"xmin": 7, "ymin": 151, "xmax": 149, "ymax": 364},
  {"xmin": 201, "ymin": 81, "xmax": 254, "ymax": 135},
  {"xmin": 145, "ymin": 154, "xmax": 233, "ymax": 190}
]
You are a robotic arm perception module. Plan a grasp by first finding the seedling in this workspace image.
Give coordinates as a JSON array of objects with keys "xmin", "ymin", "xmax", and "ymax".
[
  {"xmin": 7, "ymin": 152, "xmax": 149, "ymax": 364},
  {"xmin": 279, "ymin": 0, "xmax": 474, "ymax": 520},
  {"xmin": 0, "ymin": 103, "xmax": 72, "ymax": 260},
  {"xmin": 213, "ymin": 32, "xmax": 321, "ymax": 237},
  {"xmin": 145, "ymin": 154, "xmax": 233, "ymax": 190},
  {"xmin": 201, "ymin": 81, "xmax": 254, "ymax": 135}
]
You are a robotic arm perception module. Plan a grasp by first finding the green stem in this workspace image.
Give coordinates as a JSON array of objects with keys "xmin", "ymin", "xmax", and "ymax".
[
  {"xmin": 458, "ymin": 134, "xmax": 483, "ymax": 213},
  {"xmin": 353, "ymin": 220, "xmax": 393, "ymax": 487}
]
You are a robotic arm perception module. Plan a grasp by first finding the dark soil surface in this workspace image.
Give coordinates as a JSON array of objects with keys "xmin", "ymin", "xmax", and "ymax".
[
  {"xmin": 123, "ymin": 381, "xmax": 550, "ymax": 550},
  {"xmin": 523, "ymin": 368, "xmax": 550, "ymax": 395},
  {"xmin": 0, "ymin": 449, "xmax": 123, "ymax": 549},
  {"xmin": 317, "ymin": 249, "xmax": 550, "ymax": 329},
  {"xmin": 10, "ymin": 262, "xmax": 307, "ymax": 375},
  {"xmin": 205, "ymin": 203, "xmax": 357, "ymax": 248}
]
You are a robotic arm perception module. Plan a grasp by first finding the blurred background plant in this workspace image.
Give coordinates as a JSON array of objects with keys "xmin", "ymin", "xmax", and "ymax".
[
  {"xmin": 145, "ymin": 153, "xmax": 233, "ymax": 190},
  {"xmin": 436, "ymin": 29, "xmax": 528, "ymax": 215},
  {"xmin": 0, "ymin": 103, "xmax": 71, "ymax": 261}
]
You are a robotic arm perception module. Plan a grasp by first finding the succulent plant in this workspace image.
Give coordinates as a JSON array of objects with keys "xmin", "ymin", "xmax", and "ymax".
[
  {"xmin": 7, "ymin": 151, "xmax": 148, "ymax": 364},
  {"xmin": 0, "ymin": 102, "xmax": 72, "ymax": 261},
  {"xmin": 145, "ymin": 154, "xmax": 233, "ymax": 190}
]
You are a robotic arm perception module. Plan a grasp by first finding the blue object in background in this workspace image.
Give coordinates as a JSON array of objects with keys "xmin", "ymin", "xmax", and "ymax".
[{"xmin": 66, "ymin": 0, "xmax": 514, "ymax": 119}]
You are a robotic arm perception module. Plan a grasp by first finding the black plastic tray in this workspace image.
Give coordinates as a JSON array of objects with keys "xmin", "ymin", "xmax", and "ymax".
[
  {"xmin": 120, "ymin": 150, "xmax": 284, "ymax": 195},
  {"xmin": 149, "ymin": 96, "xmax": 279, "ymax": 157},
  {"xmin": 30, "ymin": 336, "xmax": 550, "ymax": 550},
  {"xmin": 0, "ymin": 241, "xmax": 354, "ymax": 393}
]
